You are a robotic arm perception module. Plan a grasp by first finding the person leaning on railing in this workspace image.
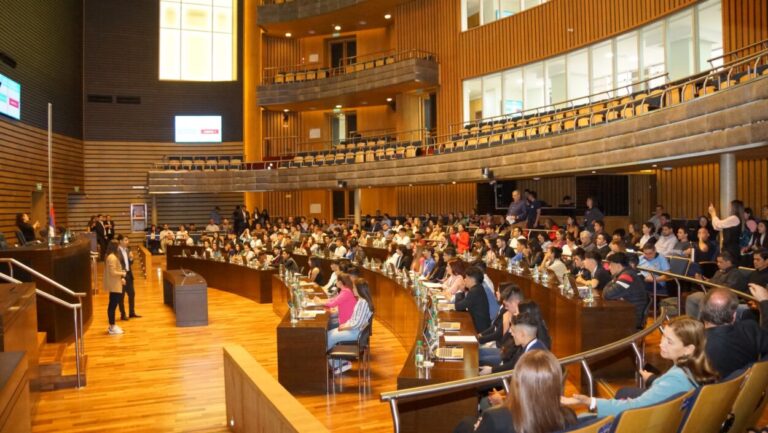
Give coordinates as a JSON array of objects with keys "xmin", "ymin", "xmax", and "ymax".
[
  {"xmin": 561, "ymin": 316, "xmax": 718, "ymax": 417},
  {"xmin": 685, "ymin": 250, "xmax": 750, "ymax": 319},
  {"xmin": 454, "ymin": 350, "xmax": 577, "ymax": 433}
]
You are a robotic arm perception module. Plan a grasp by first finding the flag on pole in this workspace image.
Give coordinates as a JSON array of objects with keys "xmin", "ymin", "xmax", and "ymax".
[{"xmin": 49, "ymin": 204, "xmax": 56, "ymax": 235}]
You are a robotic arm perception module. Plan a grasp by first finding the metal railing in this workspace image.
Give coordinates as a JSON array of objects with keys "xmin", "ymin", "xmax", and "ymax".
[
  {"xmin": 262, "ymin": 49, "xmax": 437, "ymax": 85},
  {"xmin": 380, "ymin": 264, "xmax": 762, "ymax": 432},
  {"xmin": 0, "ymin": 259, "xmax": 86, "ymax": 388},
  {"xmin": 708, "ymin": 38, "xmax": 768, "ymax": 66}
]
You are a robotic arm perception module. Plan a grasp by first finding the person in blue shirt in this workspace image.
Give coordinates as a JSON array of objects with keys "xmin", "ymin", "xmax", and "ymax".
[
  {"xmin": 420, "ymin": 248, "xmax": 436, "ymax": 278},
  {"xmin": 562, "ymin": 316, "xmax": 718, "ymax": 417},
  {"xmin": 638, "ymin": 242, "xmax": 671, "ymax": 295}
]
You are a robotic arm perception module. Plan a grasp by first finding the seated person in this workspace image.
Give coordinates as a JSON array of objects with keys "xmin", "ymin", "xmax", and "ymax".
[
  {"xmin": 655, "ymin": 223, "xmax": 678, "ymax": 257},
  {"xmin": 326, "ymin": 279, "xmax": 374, "ymax": 373},
  {"xmin": 575, "ymin": 251, "xmax": 611, "ymax": 292},
  {"xmin": 281, "ymin": 250, "xmax": 299, "ymax": 274},
  {"xmin": 603, "ymin": 253, "xmax": 649, "ymax": 329},
  {"xmin": 638, "ymin": 242, "xmax": 670, "ymax": 294},
  {"xmin": 748, "ymin": 248, "xmax": 768, "ymax": 287},
  {"xmin": 595, "ymin": 233, "xmax": 610, "ymax": 259},
  {"xmin": 313, "ymin": 273, "xmax": 357, "ymax": 328},
  {"xmin": 455, "ymin": 267, "xmax": 492, "ymax": 333},
  {"xmin": 539, "ymin": 247, "xmax": 568, "ymax": 281},
  {"xmin": 15, "ymin": 213, "xmax": 39, "ymax": 243},
  {"xmin": 322, "ymin": 261, "xmax": 341, "ymax": 295},
  {"xmin": 454, "ymin": 350, "xmax": 576, "ymax": 433},
  {"xmin": 482, "ymin": 301, "xmax": 551, "ymax": 373},
  {"xmin": 441, "ymin": 260, "xmax": 466, "ymax": 300},
  {"xmin": 307, "ymin": 257, "xmax": 324, "ymax": 285},
  {"xmin": 697, "ymin": 287, "xmax": 768, "ymax": 378},
  {"xmin": 478, "ymin": 284, "xmax": 522, "ymax": 367},
  {"xmin": 562, "ymin": 316, "xmax": 718, "ymax": 417},
  {"xmin": 420, "ymin": 248, "xmax": 436, "ymax": 278},
  {"xmin": 686, "ymin": 251, "xmax": 749, "ymax": 319}
]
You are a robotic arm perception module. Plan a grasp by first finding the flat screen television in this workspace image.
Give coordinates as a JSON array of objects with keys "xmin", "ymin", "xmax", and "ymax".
[
  {"xmin": 174, "ymin": 115, "xmax": 222, "ymax": 143},
  {"xmin": 0, "ymin": 73, "xmax": 21, "ymax": 120}
]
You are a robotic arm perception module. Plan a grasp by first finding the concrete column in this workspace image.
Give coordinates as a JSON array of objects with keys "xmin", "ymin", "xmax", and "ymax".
[
  {"xmin": 720, "ymin": 152, "xmax": 736, "ymax": 217},
  {"xmin": 354, "ymin": 188, "xmax": 362, "ymax": 227},
  {"xmin": 151, "ymin": 195, "xmax": 158, "ymax": 226}
]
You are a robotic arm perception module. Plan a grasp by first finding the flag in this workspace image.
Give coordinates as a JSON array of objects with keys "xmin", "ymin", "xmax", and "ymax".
[{"xmin": 49, "ymin": 204, "xmax": 56, "ymax": 235}]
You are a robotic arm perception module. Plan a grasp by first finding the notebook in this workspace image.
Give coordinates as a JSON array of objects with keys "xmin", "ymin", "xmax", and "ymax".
[{"xmin": 435, "ymin": 347, "xmax": 464, "ymax": 360}]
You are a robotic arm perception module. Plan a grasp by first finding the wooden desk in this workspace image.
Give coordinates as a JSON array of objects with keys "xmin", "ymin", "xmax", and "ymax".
[
  {"xmin": 0, "ymin": 284, "xmax": 38, "ymax": 382},
  {"xmin": 162, "ymin": 270, "xmax": 208, "ymax": 327},
  {"xmin": 0, "ymin": 352, "xmax": 30, "ymax": 433},
  {"xmin": 167, "ymin": 256, "xmax": 276, "ymax": 303},
  {"xmin": 0, "ymin": 237, "xmax": 93, "ymax": 343}
]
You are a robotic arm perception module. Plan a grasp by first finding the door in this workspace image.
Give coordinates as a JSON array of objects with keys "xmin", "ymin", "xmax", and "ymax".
[{"xmin": 329, "ymin": 38, "xmax": 357, "ymax": 69}]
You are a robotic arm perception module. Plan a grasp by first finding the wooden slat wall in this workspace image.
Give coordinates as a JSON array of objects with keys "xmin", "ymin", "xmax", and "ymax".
[
  {"xmin": 722, "ymin": 0, "xmax": 768, "ymax": 57},
  {"xmin": 628, "ymin": 175, "xmax": 656, "ymax": 223},
  {"xmin": 261, "ymin": 189, "xmax": 332, "ymax": 221},
  {"xmin": 262, "ymin": 35, "xmax": 301, "ymax": 68},
  {"xmin": 0, "ymin": 119, "xmax": 84, "ymax": 242},
  {"xmin": 655, "ymin": 158, "xmax": 768, "ymax": 220},
  {"xmin": 516, "ymin": 177, "xmax": 576, "ymax": 207},
  {"xmin": 67, "ymin": 141, "xmax": 243, "ymax": 243},
  {"xmin": 392, "ymin": 0, "xmax": 697, "ymax": 135},
  {"xmin": 394, "ymin": 183, "xmax": 477, "ymax": 216}
]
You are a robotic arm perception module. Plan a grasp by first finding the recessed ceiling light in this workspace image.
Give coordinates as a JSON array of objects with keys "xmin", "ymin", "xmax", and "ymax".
[
  {"xmin": 384, "ymin": 13, "xmax": 392, "ymax": 20},
  {"xmin": 334, "ymin": 25, "xmax": 341, "ymax": 31},
  {"xmin": 409, "ymin": 184, "xmax": 413, "ymax": 187},
  {"xmin": 591, "ymin": 170, "xmax": 597, "ymax": 174},
  {"xmin": 386, "ymin": 97, "xmax": 393, "ymax": 102},
  {"xmin": 285, "ymin": 32, "xmax": 292, "ymax": 37},
  {"xmin": 652, "ymin": 164, "xmax": 658, "ymax": 168},
  {"xmin": 308, "ymin": 30, "xmax": 316, "ymax": 35},
  {"xmin": 283, "ymin": 108, "xmax": 289, "ymax": 112},
  {"xmin": 358, "ymin": 20, "xmax": 367, "ymax": 26},
  {"xmin": 361, "ymin": 101, "xmax": 368, "ymax": 105},
  {"xmin": 567, "ymin": 28, "xmax": 574, "ymax": 32},
  {"xmin": 335, "ymin": 104, "xmax": 342, "ymax": 109},
  {"xmin": 451, "ymin": 181, "xmax": 456, "ymax": 185},
  {"xmin": 533, "ymin": 177, "xmax": 541, "ymax": 181}
]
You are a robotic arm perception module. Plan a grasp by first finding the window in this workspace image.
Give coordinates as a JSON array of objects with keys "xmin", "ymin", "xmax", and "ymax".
[
  {"xmin": 667, "ymin": 10, "xmax": 694, "ymax": 80},
  {"xmin": 616, "ymin": 33, "xmax": 639, "ymax": 96},
  {"xmin": 462, "ymin": 0, "xmax": 547, "ymax": 30},
  {"xmin": 159, "ymin": 0, "xmax": 237, "ymax": 81},
  {"xmin": 460, "ymin": 0, "xmax": 721, "ymax": 122},
  {"xmin": 591, "ymin": 41, "xmax": 614, "ymax": 99},
  {"xmin": 698, "ymin": 0, "xmax": 723, "ymax": 69}
]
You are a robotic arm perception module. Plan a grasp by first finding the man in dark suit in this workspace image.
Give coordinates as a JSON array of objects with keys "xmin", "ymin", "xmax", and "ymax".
[
  {"xmin": 700, "ymin": 288, "xmax": 768, "ymax": 378},
  {"xmin": 281, "ymin": 249, "xmax": 299, "ymax": 274},
  {"xmin": 481, "ymin": 311, "xmax": 549, "ymax": 374},
  {"xmin": 495, "ymin": 237, "xmax": 514, "ymax": 259},
  {"xmin": 116, "ymin": 234, "xmax": 141, "ymax": 320},
  {"xmin": 105, "ymin": 215, "xmax": 115, "ymax": 241},
  {"xmin": 232, "ymin": 206, "xmax": 244, "ymax": 235},
  {"xmin": 455, "ymin": 266, "xmax": 491, "ymax": 333},
  {"xmin": 94, "ymin": 214, "xmax": 108, "ymax": 260}
]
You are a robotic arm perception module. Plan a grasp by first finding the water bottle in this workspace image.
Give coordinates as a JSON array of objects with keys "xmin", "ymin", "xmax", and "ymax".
[
  {"xmin": 532, "ymin": 266, "xmax": 539, "ymax": 281},
  {"xmin": 415, "ymin": 340, "xmax": 425, "ymax": 367},
  {"xmin": 562, "ymin": 273, "xmax": 571, "ymax": 295}
]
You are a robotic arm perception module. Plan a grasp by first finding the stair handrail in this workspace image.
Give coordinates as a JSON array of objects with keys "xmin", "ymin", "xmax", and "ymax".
[
  {"xmin": 0, "ymin": 270, "xmax": 85, "ymax": 388},
  {"xmin": 0, "ymin": 258, "xmax": 87, "ymax": 298}
]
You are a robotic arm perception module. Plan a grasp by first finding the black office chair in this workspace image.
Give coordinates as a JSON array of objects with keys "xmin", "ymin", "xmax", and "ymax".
[
  {"xmin": 327, "ymin": 316, "xmax": 373, "ymax": 394},
  {"xmin": 14, "ymin": 230, "xmax": 27, "ymax": 246},
  {"xmin": 0, "ymin": 233, "xmax": 7, "ymax": 250}
]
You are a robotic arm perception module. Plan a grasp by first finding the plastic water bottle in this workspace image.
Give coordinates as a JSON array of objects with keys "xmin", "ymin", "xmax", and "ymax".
[
  {"xmin": 415, "ymin": 340, "xmax": 425, "ymax": 367},
  {"xmin": 532, "ymin": 266, "xmax": 539, "ymax": 281}
]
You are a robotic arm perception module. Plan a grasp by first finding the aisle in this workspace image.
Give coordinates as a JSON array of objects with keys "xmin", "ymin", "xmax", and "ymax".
[{"xmin": 31, "ymin": 257, "xmax": 406, "ymax": 432}]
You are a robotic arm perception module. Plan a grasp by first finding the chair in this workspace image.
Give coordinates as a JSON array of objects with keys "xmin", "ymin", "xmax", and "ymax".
[
  {"xmin": 699, "ymin": 261, "xmax": 718, "ymax": 279},
  {"xmin": 326, "ymin": 319, "xmax": 372, "ymax": 393},
  {"xmin": 229, "ymin": 157, "xmax": 242, "ymax": 170},
  {"xmin": 15, "ymin": 230, "xmax": 27, "ymax": 247},
  {"xmin": 737, "ymin": 266, "xmax": 754, "ymax": 282},
  {"xmin": 725, "ymin": 360, "xmax": 768, "ymax": 433},
  {"xmin": 610, "ymin": 391, "xmax": 693, "ymax": 433},
  {"xmin": 354, "ymin": 151, "xmax": 365, "ymax": 163},
  {"xmin": 180, "ymin": 157, "xmax": 193, "ymax": 171},
  {"xmin": 556, "ymin": 416, "xmax": 614, "ymax": 433},
  {"xmin": 384, "ymin": 147, "xmax": 395, "ymax": 159},
  {"xmin": 665, "ymin": 256, "xmax": 692, "ymax": 314},
  {"xmin": 678, "ymin": 371, "xmax": 747, "ymax": 433}
]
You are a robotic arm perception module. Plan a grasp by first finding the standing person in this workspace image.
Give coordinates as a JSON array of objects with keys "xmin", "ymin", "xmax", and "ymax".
[
  {"xmin": 210, "ymin": 206, "xmax": 222, "ymax": 225},
  {"xmin": 232, "ymin": 205, "xmax": 245, "ymax": 235},
  {"xmin": 104, "ymin": 240, "xmax": 127, "ymax": 335},
  {"xmin": 94, "ymin": 214, "xmax": 108, "ymax": 260},
  {"xmin": 15, "ymin": 213, "xmax": 39, "ymax": 243},
  {"xmin": 583, "ymin": 197, "xmax": 604, "ymax": 232},
  {"xmin": 117, "ymin": 235, "xmax": 141, "ymax": 320},
  {"xmin": 709, "ymin": 200, "xmax": 746, "ymax": 261},
  {"xmin": 505, "ymin": 190, "xmax": 527, "ymax": 226},
  {"xmin": 105, "ymin": 215, "xmax": 116, "ymax": 241},
  {"xmin": 525, "ymin": 191, "xmax": 542, "ymax": 229}
]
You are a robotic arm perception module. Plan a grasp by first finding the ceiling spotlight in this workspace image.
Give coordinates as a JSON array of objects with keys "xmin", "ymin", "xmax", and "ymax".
[
  {"xmin": 386, "ymin": 97, "xmax": 393, "ymax": 102},
  {"xmin": 652, "ymin": 164, "xmax": 658, "ymax": 168},
  {"xmin": 358, "ymin": 20, "xmax": 367, "ymax": 26},
  {"xmin": 308, "ymin": 30, "xmax": 316, "ymax": 35},
  {"xmin": 283, "ymin": 108, "xmax": 289, "ymax": 112},
  {"xmin": 384, "ymin": 13, "xmax": 392, "ymax": 19},
  {"xmin": 591, "ymin": 170, "xmax": 597, "ymax": 174},
  {"xmin": 481, "ymin": 167, "xmax": 494, "ymax": 180},
  {"xmin": 533, "ymin": 177, "xmax": 541, "ymax": 181},
  {"xmin": 285, "ymin": 32, "xmax": 292, "ymax": 37},
  {"xmin": 335, "ymin": 104, "xmax": 342, "ymax": 109},
  {"xmin": 334, "ymin": 25, "xmax": 342, "ymax": 31},
  {"xmin": 451, "ymin": 181, "xmax": 456, "ymax": 185},
  {"xmin": 337, "ymin": 180, "xmax": 347, "ymax": 188}
]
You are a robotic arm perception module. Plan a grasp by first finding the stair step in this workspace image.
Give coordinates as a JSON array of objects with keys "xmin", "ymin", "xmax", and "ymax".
[
  {"xmin": 38, "ymin": 362, "xmax": 62, "ymax": 378},
  {"xmin": 39, "ymin": 342, "xmax": 66, "ymax": 366},
  {"xmin": 36, "ymin": 332, "xmax": 47, "ymax": 352}
]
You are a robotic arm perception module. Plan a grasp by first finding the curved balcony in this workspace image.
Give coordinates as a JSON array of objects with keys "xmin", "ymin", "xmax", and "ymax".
[
  {"xmin": 150, "ymin": 60, "xmax": 768, "ymax": 194},
  {"xmin": 257, "ymin": 50, "xmax": 438, "ymax": 110},
  {"xmin": 257, "ymin": 0, "xmax": 413, "ymax": 37}
]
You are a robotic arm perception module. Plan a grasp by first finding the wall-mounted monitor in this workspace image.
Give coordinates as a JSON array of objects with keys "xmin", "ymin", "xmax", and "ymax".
[
  {"xmin": 0, "ymin": 73, "xmax": 21, "ymax": 120},
  {"xmin": 174, "ymin": 115, "xmax": 221, "ymax": 143}
]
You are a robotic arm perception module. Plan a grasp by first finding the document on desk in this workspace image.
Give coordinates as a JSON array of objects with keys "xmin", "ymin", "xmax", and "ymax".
[
  {"xmin": 443, "ymin": 335, "xmax": 478, "ymax": 344},
  {"xmin": 299, "ymin": 310, "xmax": 325, "ymax": 319},
  {"xmin": 422, "ymin": 282, "xmax": 443, "ymax": 289}
]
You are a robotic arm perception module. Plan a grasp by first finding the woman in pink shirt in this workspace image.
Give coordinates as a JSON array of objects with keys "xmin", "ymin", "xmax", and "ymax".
[
  {"xmin": 314, "ymin": 273, "xmax": 357, "ymax": 326},
  {"xmin": 441, "ymin": 260, "xmax": 466, "ymax": 300}
]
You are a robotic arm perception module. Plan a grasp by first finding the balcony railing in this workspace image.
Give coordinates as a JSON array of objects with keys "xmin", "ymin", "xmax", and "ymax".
[{"xmin": 261, "ymin": 49, "xmax": 437, "ymax": 85}]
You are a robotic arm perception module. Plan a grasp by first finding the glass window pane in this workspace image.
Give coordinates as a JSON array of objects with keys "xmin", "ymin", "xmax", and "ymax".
[
  {"xmin": 667, "ymin": 10, "xmax": 694, "ymax": 80},
  {"xmin": 546, "ymin": 57, "xmax": 566, "ymax": 106},
  {"xmin": 183, "ymin": 0, "xmax": 213, "ymax": 5},
  {"xmin": 160, "ymin": 2, "xmax": 181, "ymax": 29},
  {"xmin": 591, "ymin": 41, "xmax": 614, "ymax": 99},
  {"xmin": 464, "ymin": 0, "xmax": 481, "ymax": 30},
  {"xmin": 212, "ymin": 6, "xmax": 232, "ymax": 33},
  {"xmin": 642, "ymin": 22, "xmax": 666, "ymax": 88},
  {"xmin": 482, "ymin": 73, "xmax": 502, "ymax": 119},
  {"xmin": 212, "ymin": 33, "xmax": 233, "ymax": 81},
  {"xmin": 616, "ymin": 32, "xmax": 639, "ymax": 96},
  {"xmin": 482, "ymin": 0, "xmax": 498, "ymax": 25},
  {"xmin": 503, "ymin": 69, "xmax": 523, "ymax": 115},
  {"xmin": 524, "ymin": 62, "xmax": 544, "ymax": 110},
  {"xmin": 182, "ymin": 4, "xmax": 212, "ymax": 32},
  {"xmin": 464, "ymin": 78, "xmax": 483, "ymax": 122},
  {"xmin": 697, "ymin": 0, "xmax": 723, "ymax": 70},
  {"xmin": 159, "ymin": 29, "xmax": 181, "ymax": 80},
  {"xmin": 500, "ymin": 0, "xmax": 520, "ymax": 17},
  {"xmin": 181, "ymin": 30, "xmax": 212, "ymax": 81},
  {"xmin": 523, "ymin": 0, "xmax": 540, "ymax": 10},
  {"xmin": 567, "ymin": 49, "xmax": 589, "ymax": 106}
]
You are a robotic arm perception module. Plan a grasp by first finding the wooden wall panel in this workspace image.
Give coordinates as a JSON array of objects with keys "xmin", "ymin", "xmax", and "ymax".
[
  {"xmin": 360, "ymin": 187, "xmax": 399, "ymax": 216},
  {"xmin": 395, "ymin": 183, "xmax": 476, "ymax": 216},
  {"xmin": 393, "ymin": 0, "xmax": 697, "ymax": 135},
  {"xmin": 261, "ymin": 189, "xmax": 332, "ymax": 221},
  {"xmin": 262, "ymin": 35, "xmax": 302, "ymax": 68},
  {"xmin": 655, "ymin": 159, "xmax": 768, "ymax": 220},
  {"xmin": 68, "ymin": 141, "xmax": 243, "ymax": 244},
  {"xmin": 628, "ymin": 175, "xmax": 656, "ymax": 224},
  {"xmin": 0, "ymin": 119, "xmax": 83, "ymax": 243},
  {"xmin": 722, "ymin": 0, "xmax": 768, "ymax": 58}
]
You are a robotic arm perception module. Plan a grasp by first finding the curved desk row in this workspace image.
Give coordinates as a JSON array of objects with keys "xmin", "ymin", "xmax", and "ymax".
[{"xmin": 167, "ymin": 256, "xmax": 276, "ymax": 303}]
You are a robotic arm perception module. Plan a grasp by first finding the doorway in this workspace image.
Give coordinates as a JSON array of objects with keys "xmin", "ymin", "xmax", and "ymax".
[
  {"xmin": 330, "ymin": 111, "xmax": 357, "ymax": 145},
  {"xmin": 329, "ymin": 38, "xmax": 357, "ymax": 69}
]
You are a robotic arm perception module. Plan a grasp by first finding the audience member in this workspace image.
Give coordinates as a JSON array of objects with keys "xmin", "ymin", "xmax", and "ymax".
[{"xmin": 455, "ymin": 266, "xmax": 492, "ymax": 333}]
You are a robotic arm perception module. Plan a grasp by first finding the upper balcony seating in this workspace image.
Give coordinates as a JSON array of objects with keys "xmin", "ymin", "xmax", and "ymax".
[{"xmin": 157, "ymin": 154, "xmax": 244, "ymax": 171}]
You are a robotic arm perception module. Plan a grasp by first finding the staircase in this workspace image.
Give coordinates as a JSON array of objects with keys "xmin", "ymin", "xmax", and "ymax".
[{"xmin": 33, "ymin": 332, "xmax": 87, "ymax": 391}]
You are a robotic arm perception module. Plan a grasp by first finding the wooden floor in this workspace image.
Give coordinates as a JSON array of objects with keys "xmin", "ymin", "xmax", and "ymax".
[{"xmin": 30, "ymin": 257, "xmax": 768, "ymax": 432}]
